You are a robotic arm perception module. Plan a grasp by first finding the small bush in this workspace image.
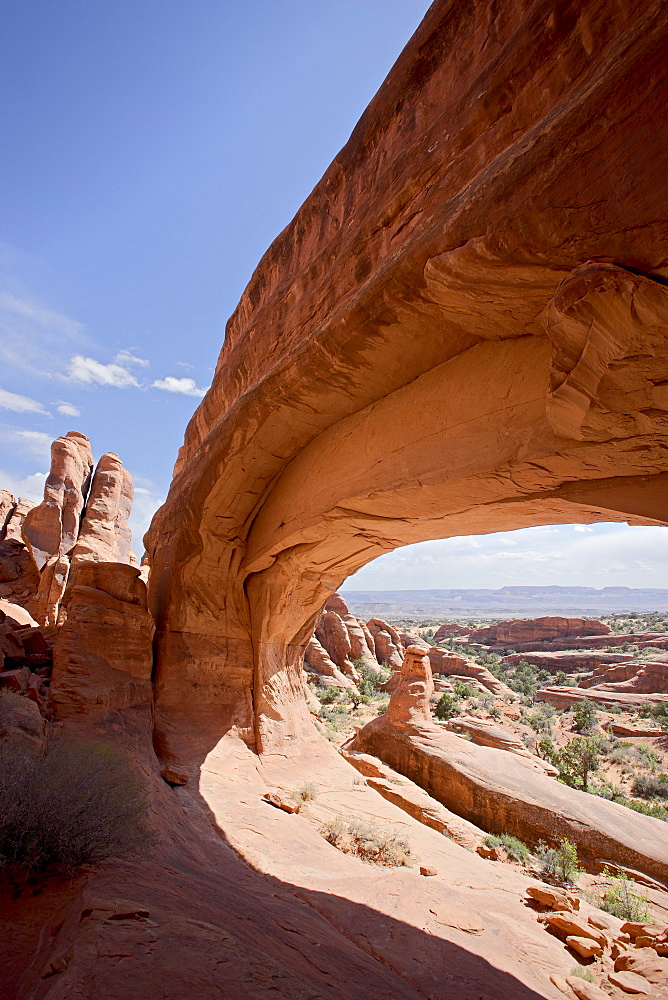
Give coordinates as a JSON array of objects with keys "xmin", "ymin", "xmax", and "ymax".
[
  {"xmin": 292, "ymin": 781, "xmax": 317, "ymax": 804},
  {"xmin": 595, "ymin": 869, "xmax": 653, "ymax": 922},
  {"xmin": 319, "ymin": 687, "xmax": 340, "ymax": 705},
  {"xmin": 434, "ymin": 693, "xmax": 459, "ymax": 720},
  {"xmin": 489, "ymin": 705, "xmax": 502, "ymax": 720},
  {"xmin": 649, "ymin": 702, "xmax": 668, "ymax": 730},
  {"xmin": 323, "ymin": 817, "xmax": 411, "ymax": 866},
  {"xmin": 570, "ymin": 965, "xmax": 595, "ymax": 983},
  {"xmin": 631, "ymin": 774, "xmax": 668, "ymax": 800},
  {"xmin": 0, "ymin": 738, "xmax": 152, "ymax": 874},
  {"xmin": 452, "ymin": 679, "xmax": 475, "ymax": 700},
  {"xmin": 483, "ymin": 833, "xmax": 531, "ymax": 863},
  {"xmin": 536, "ymin": 839, "xmax": 581, "ymax": 885},
  {"xmin": 355, "ymin": 662, "xmax": 389, "ymax": 697}
]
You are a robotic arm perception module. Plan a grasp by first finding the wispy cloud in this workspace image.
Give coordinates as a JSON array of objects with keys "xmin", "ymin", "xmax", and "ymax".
[
  {"xmin": 55, "ymin": 400, "xmax": 81, "ymax": 417},
  {"xmin": 152, "ymin": 375, "xmax": 209, "ymax": 398},
  {"xmin": 346, "ymin": 523, "xmax": 668, "ymax": 590},
  {"xmin": 0, "ymin": 427, "xmax": 54, "ymax": 460},
  {"xmin": 0, "ymin": 290, "xmax": 82, "ymax": 338},
  {"xmin": 0, "ymin": 469, "xmax": 47, "ymax": 503},
  {"xmin": 66, "ymin": 354, "xmax": 141, "ymax": 388},
  {"xmin": 0, "ymin": 286, "xmax": 87, "ymax": 379},
  {"xmin": 115, "ymin": 349, "xmax": 149, "ymax": 369},
  {"xmin": 0, "ymin": 388, "xmax": 50, "ymax": 416}
]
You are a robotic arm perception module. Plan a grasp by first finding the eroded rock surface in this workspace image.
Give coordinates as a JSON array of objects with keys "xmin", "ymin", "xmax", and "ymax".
[{"xmin": 348, "ymin": 648, "xmax": 668, "ymax": 884}]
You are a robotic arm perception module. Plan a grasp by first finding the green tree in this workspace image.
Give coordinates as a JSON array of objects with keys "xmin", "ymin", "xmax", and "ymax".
[
  {"xmin": 434, "ymin": 693, "xmax": 459, "ymax": 720},
  {"xmin": 551, "ymin": 736, "xmax": 603, "ymax": 792},
  {"xmin": 573, "ymin": 700, "xmax": 597, "ymax": 734}
]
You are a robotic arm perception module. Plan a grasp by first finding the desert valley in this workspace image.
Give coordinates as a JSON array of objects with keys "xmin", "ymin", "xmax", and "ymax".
[{"xmin": 2, "ymin": 1, "xmax": 668, "ymax": 998}]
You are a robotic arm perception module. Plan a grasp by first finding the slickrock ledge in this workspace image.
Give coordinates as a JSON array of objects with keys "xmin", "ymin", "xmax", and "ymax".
[{"xmin": 348, "ymin": 648, "xmax": 668, "ymax": 885}]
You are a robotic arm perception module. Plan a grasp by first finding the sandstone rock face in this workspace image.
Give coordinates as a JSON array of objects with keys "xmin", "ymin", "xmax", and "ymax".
[
  {"xmin": 537, "ymin": 686, "xmax": 668, "ymax": 710},
  {"xmin": 468, "ymin": 617, "xmax": 610, "ymax": 647},
  {"xmin": 144, "ymin": 0, "xmax": 668, "ymax": 761},
  {"xmin": 71, "ymin": 453, "xmax": 137, "ymax": 569},
  {"xmin": 501, "ymin": 650, "xmax": 632, "ymax": 674},
  {"xmin": 444, "ymin": 716, "xmax": 558, "ymax": 776},
  {"xmin": 0, "ymin": 494, "xmax": 39, "ymax": 609},
  {"xmin": 315, "ymin": 610, "xmax": 354, "ymax": 673},
  {"xmin": 434, "ymin": 623, "xmax": 472, "ymax": 641},
  {"xmin": 11, "ymin": 435, "xmax": 138, "ymax": 625},
  {"xmin": 579, "ymin": 659, "xmax": 668, "ymax": 694},
  {"xmin": 50, "ymin": 563, "xmax": 154, "ymax": 718},
  {"xmin": 348, "ymin": 647, "xmax": 668, "ymax": 883},
  {"xmin": 303, "ymin": 635, "xmax": 356, "ymax": 689},
  {"xmin": 428, "ymin": 648, "xmax": 514, "ymax": 698},
  {"xmin": 22, "ymin": 432, "xmax": 94, "ymax": 571},
  {"xmin": 367, "ymin": 618, "xmax": 404, "ymax": 669}
]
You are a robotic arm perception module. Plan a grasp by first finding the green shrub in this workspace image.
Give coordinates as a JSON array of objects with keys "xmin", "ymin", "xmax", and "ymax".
[
  {"xmin": 0, "ymin": 738, "xmax": 152, "ymax": 875},
  {"xmin": 292, "ymin": 781, "xmax": 318, "ymax": 805},
  {"xmin": 536, "ymin": 839, "xmax": 582, "ymax": 885},
  {"xmin": 434, "ymin": 693, "xmax": 459, "ymax": 720},
  {"xmin": 489, "ymin": 705, "xmax": 502, "ymax": 720},
  {"xmin": 452, "ymin": 679, "xmax": 475, "ymax": 700},
  {"xmin": 570, "ymin": 966, "xmax": 595, "ymax": 983},
  {"xmin": 323, "ymin": 817, "xmax": 411, "ymax": 866},
  {"xmin": 547, "ymin": 736, "xmax": 603, "ymax": 792},
  {"xmin": 631, "ymin": 774, "xmax": 668, "ymax": 800},
  {"xmin": 482, "ymin": 833, "xmax": 531, "ymax": 864},
  {"xmin": 595, "ymin": 869, "xmax": 653, "ymax": 922},
  {"xmin": 573, "ymin": 700, "xmax": 597, "ymax": 733},
  {"xmin": 319, "ymin": 687, "xmax": 340, "ymax": 705},
  {"xmin": 649, "ymin": 702, "xmax": 668, "ymax": 730}
]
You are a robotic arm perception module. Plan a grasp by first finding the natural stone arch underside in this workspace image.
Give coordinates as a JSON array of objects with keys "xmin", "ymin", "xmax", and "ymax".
[{"xmin": 146, "ymin": 0, "xmax": 668, "ymax": 763}]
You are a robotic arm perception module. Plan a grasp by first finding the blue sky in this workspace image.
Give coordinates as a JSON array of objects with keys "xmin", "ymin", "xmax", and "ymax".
[{"xmin": 1, "ymin": 1, "xmax": 665, "ymax": 588}]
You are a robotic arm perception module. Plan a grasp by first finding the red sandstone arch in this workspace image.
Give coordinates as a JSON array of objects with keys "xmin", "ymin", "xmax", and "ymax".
[{"xmin": 146, "ymin": 0, "xmax": 668, "ymax": 764}]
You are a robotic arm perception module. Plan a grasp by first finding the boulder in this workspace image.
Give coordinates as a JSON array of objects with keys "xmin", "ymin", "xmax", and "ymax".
[
  {"xmin": 566, "ymin": 935, "xmax": 602, "ymax": 959},
  {"xmin": 526, "ymin": 885, "xmax": 580, "ymax": 911},
  {"xmin": 608, "ymin": 970, "xmax": 653, "ymax": 994}
]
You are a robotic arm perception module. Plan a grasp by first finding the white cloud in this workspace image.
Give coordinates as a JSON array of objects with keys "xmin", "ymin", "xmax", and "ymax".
[
  {"xmin": 0, "ymin": 388, "xmax": 49, "ymax": 416},
  {"xmin": 0, "ymin": 470, "xmax": 47, "ymax": 504},
  {"xmin": 0, "ymin": 287, "xmax": 87, "ymax": 379},
  {"xmin": 66, "ymin": 354, "xmax": 140, "ymax": 388},
  {"xmin": 152, "ymin": 376, "xmax": 209, "ymax": 398},
  {"xmin": 346, "ymin": 523, "xmax": 668, "ymax": 590},
  {"xmin": 115, "ymin": 349, "xmax": 149, "ymax": 368},
  {"xmin": 0, "ymin": 290, "xmax": 82, "ymax": 338},
  {"xmin": 55, "ymin": 401, "xmax": 81, "ymax": 417},
  {"xmin": 0, "ymin": 428, "xmax": 54, "ymax": 460}
]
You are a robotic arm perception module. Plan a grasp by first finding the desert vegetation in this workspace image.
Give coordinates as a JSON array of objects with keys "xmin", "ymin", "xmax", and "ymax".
[{"xmin": 0, "ymin": 733, "xmax": 152, "ymax": 875}]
